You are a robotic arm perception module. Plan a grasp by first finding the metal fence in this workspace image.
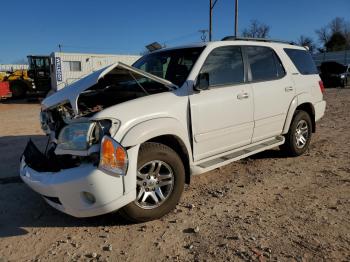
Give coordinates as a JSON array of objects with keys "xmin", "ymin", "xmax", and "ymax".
[{"xmin": 313, "ymin": 50, "xmax": 350, "ymax": 67}]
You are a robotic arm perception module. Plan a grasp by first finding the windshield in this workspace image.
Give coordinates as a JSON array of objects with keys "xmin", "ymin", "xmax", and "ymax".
[
  {"xmin": 28, "ymin": 57, "xmax": 50, "ymax": 71},
  {"xmin": 133, "ymin": 47, "xmax": 205, "ymax": 86}
]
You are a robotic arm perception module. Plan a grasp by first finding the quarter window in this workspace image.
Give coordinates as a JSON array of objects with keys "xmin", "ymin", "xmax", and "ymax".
[
  {"xmin": 246, "ymin": 46, "xmax": 285, "ymax": 81},
  {"xmin": 200, "ymin": 46, "xmax": 245, "ymax": 87},
  {"xmin": 284, "ymin": 48, "xmax": 318, "ymax": 75}
]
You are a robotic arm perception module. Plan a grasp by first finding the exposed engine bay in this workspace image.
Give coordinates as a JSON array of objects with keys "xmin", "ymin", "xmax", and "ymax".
[{"xmin": 34, "ymin": 64, "xmax": 173, "ymax": 172}]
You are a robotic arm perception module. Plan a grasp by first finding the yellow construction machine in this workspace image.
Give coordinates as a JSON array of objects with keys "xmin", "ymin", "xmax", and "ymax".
[
  {"xmin": 0, "ymin": 69, "xmax": 34, "ymax": 97},
  {"xmin": 0, "ymin": 56, "xmax": 51, "ymax": 98}
]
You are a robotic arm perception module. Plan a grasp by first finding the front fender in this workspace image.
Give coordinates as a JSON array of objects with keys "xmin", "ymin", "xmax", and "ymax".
[{"xmin": 120, "ymin": 117, "xmax": 192, "ymax": 156}]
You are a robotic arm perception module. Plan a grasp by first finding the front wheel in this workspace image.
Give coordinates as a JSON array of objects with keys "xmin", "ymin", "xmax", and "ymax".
[
  {"xmin": 280, "ymin": 110, "xmax": 312, "ymax": 156},
  {"xmin": 120, "ymin": 142, "xmax": 185, "ymax": 223}
]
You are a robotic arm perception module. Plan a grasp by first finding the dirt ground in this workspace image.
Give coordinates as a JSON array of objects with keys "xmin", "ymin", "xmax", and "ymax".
[{"xmin": 0, "ymin": 89, "xmax": 349, "ymax": 262}]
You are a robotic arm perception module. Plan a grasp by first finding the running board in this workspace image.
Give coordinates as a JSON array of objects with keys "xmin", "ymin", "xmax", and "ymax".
[{"xmin": 191, "ymin": 136, "xmax": 285, "ymax": 175}]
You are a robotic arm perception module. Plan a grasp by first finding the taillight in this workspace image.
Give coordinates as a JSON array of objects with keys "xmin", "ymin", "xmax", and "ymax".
[{"xmin": 319, "ymin": 80, "xmax": 325, "ymax": 93}]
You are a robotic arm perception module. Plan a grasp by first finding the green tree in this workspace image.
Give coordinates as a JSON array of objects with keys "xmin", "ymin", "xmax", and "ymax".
[
  {"xmin": 315, "ymin": 17, "xmax": 350, "ymax": 51},
  {"xmin": 325, "ymin": 32, "xmax": 347, "ymax": 51}
]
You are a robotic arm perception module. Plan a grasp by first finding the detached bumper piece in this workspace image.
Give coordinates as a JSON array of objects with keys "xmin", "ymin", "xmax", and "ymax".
[{"xmin": 22, "ymin": 139, "xmax": 60, "ymax": 172}]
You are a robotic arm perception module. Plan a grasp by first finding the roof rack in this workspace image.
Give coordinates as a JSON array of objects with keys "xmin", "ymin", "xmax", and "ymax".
[{"xmin": 221, "ymin": 36, "xmax": 296, "ymax": 45}]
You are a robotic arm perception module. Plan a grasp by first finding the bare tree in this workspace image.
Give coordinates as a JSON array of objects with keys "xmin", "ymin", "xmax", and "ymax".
[
  {"xmin": 297, "ymin": 35, "xmax": 316, "ymax": 53},
  {"xmin": 315, "ymin": 26, "xmax": 330, "ymax": 45},
  {"xmin": 329, "ymin": 17, "xmax": 346, "ymax": 34},
  {"xmin": 316, "ymin": 17, "xmax": 350, "ymax": 49},
  {"xmin": 242, "ymin": 20, "xmax": 270, "ymax": 38}
]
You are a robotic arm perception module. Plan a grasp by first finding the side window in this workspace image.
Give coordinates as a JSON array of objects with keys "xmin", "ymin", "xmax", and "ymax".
[
  {"xmin": 284, "ymin": 48, "xmax": 318, "ymax": 75},
  {"xmin": 63, "ymin": 61, "xmax": 82, "ymax": 72},
  {"xmin": 246, "ymin": 46, "xmax": 285, "ymax": 81},
  {"xmin": 200, "ymin": 46, "xmax": 245, "ymax": 87}
]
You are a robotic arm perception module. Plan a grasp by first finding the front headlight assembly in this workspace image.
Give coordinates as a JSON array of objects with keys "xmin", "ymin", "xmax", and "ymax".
[
  {"xmin": 56, "ymin": 122, "xmax": 95, "ymax": 153},
  {"xmin": 54, "ymin": 120, "xmax": 127, "ymax": 175}
]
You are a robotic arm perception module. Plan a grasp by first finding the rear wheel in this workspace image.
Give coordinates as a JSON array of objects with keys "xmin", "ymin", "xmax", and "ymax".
[
  {"xmin": 120, "ymin": 142, "xmax": 185, "ymax": 223},
  {"xmin": 280, "ymin": 110, "xmax": 312, "ymax": 156}
]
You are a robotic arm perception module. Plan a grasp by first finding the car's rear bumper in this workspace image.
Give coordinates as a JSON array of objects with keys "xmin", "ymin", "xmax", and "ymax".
[
  {"xmin": 19, "ymin": 142, "xmax": 138, "ymax": 218},
  {"xmin": 315, "ymin": 100, "xmax": 326, "ymax": 122}
]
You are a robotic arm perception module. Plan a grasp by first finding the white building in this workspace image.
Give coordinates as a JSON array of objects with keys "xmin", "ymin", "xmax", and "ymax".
[
  {"xmin": 50, "ymin": 52, "xmax": 140, "ymax": 91},
  {"xmin": 0, "ymin": 64, "xmax": 28, "ymax": 72}
]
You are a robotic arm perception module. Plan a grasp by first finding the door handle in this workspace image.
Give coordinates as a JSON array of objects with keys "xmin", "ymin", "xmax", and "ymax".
[
  {"xmin": 237, "ymin": 92, "xmax": 249, "ymax": 100},
  {"xmin": 285, "ymin": 86, "xmax": 294, "ymax": 92}
]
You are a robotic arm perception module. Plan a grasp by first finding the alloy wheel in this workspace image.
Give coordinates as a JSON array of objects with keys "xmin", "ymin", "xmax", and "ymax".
[
  {"xmin": 295, "ymin": 119, "xmax": 309, "ymax": 149},
  {"xmin": 135, "ymin": 160, "xmax": 174, "ymax": 209}
]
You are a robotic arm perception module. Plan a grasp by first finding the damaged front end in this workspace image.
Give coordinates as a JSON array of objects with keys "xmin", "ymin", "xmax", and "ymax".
[
  {"xmin": 19, "ymin": 61, "xmax": 175, "ymax": 217},
  {"xmin": 23, "ymin": 117, "xmax": 119, "ymax": 173},
  {"xmin": 20, "ymin": 113, "xmax": 132, "ymax": 218},
  {"xmin": 32, "ymin": 61, "xmax": 175, "ymax": 171}
]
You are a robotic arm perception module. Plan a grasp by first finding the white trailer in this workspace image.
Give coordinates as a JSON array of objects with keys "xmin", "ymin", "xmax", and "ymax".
[{"xmin": 50, "ymin": 52, "xmax": 140, "ymax": 91}]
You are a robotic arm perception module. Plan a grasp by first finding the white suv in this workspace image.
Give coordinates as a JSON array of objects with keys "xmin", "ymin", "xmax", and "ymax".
[{"xmin": 20, "ymin": 37, "xmax": 326, "ymax": 222}]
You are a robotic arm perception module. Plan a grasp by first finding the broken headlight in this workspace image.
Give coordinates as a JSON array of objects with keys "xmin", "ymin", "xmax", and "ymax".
[
  {"xmin": 55, "ymin": 119, "xmax": 120, "ymax": 155},
  {"xmin": 56, "ymin": 122, "xmax": 95, "ymax": 152},
  {"xmin": 40, "ymin": 110, "xmax": 51, "ymax": 134}
]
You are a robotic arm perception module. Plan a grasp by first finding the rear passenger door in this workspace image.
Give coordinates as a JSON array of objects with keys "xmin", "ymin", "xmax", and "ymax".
[
  {"xmin": 190, "ymin": 46, "xmax": 254, "ymax": 161},
  {"xmin": 244, "ymin": 46, "xmax": 294, "ymax": 142}
]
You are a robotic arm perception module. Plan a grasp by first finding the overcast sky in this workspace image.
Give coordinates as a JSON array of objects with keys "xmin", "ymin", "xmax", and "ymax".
[{"xmin": 0, "ymin": 0, "xmax": 349, "ymax": 64}]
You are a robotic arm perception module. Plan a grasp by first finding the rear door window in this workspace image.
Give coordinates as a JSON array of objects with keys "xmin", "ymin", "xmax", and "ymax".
[
  {"xmin": 245, "ymin": 46, "xmax": 285, "ymax": 81},
  {"xmin": 284, "ymin": 48, "xmax": 318, "ymax": 75}
]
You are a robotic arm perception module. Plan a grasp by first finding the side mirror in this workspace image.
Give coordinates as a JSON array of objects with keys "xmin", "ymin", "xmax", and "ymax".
[{"xmin": 194, "ymin": 73, "xmax": 209, "ymax": 91}]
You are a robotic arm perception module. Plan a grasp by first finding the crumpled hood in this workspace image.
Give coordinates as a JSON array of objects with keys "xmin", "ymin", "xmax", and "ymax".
[{"xmin": 42, "ymin": 62, "xmax": 177, "ymax": 114}]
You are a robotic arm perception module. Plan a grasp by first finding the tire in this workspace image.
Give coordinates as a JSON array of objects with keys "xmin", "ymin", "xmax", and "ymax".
[
  {"xmin": 120, "ymin": 142, "xmax": 185, "ymax": 223},
  {"xmin": 10, "ymin": 81, "xmax": 27, "ymax": 98},
  {"xmin": 280, "ymin": 110, "xmax": 312, "ymax": 157}
]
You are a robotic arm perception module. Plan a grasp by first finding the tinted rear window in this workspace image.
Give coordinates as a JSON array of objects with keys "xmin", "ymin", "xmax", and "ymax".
[
  {"xmin": 246, "ymin": 46, "xmax": 286, "ymax": 81},
  {"xmin": 284, "ymin": 48, "xmax": 318, "ymax": 75}
]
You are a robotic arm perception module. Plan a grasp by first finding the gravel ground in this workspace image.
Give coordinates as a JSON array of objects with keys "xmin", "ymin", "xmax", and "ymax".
[{"xmin": 0, "ymin": 89, "xmax": 349, "ymax": 262}]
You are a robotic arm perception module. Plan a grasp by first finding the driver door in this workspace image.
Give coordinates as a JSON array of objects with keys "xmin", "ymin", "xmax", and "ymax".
[{"xmin": 190, "ymin": 46, "xmax": 254, "ymax": 161}]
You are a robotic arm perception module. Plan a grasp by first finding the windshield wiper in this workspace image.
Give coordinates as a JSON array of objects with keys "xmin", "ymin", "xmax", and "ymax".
[{"xmin": 128, "ymin": 71, "xmax": 149, "ymax": 95}]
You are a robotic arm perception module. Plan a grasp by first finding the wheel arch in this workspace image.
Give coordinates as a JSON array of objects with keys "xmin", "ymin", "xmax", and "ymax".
[
  {"xmin": 296, "ymin": 103, "xmax": 315, "ymax": 132},
  {"xmin": 146, "ymin": 135, "xmax": 191, "ymax": 184},
  {"xmin": 283, "ymin": 95, "xmax": 316, "ymax": 134},
  {"xmin": 120, "ymin": 118, "xmax": 193, "ymax": 184}
]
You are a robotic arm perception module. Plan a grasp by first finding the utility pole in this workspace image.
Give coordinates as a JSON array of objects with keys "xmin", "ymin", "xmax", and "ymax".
[
  {"xmin": 58, "ymin": 44, "xmax": 62, "ymax": 52},
  {"xmin": 209, "ymin": 0, "xmax": 218, "ymax": 41},
  {"xmin": 234, "ymin": 0, "xmax": 238, "ymax": 37},
  {"xmin": 209, "ymin": 0, "xmax": 213, "ymax": 41}
]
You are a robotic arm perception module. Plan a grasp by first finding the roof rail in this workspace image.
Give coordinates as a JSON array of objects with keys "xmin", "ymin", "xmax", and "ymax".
[{"xmin": 221, "ymin": 36, "xmax": 296, "ymax": 45}]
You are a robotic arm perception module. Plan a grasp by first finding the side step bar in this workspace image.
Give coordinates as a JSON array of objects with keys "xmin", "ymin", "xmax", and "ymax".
[{"xmin": 191, "ymin": 136, "xmax": 285, "ymax": 175}]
